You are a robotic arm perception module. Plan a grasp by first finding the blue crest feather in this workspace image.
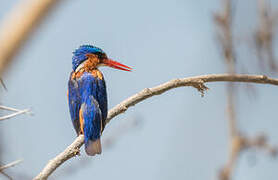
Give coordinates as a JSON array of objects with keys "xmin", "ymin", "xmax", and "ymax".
[{"xmin": 72, "ymin": 45, "xmax": 105, "ymax": 71}]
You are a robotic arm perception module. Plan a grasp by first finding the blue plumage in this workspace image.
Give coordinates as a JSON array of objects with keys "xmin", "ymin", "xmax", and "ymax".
[
  {"xmin": 68, "ymin": 75, "xmax": 81, "ymax": 134},
  {"xmin": 82, "ymin": 96, "xmax": 101, "ymax": 141},
  {"xmin": 68, "ymin": 72, "xmax": 107, "ymax": 155},
  {"xmin": 96, "ymin": 79, "xmax": 107, "ymax": 123},
  {"xmin": 68, "ymin": 44, "xmax": 131, "ymax": 156}
]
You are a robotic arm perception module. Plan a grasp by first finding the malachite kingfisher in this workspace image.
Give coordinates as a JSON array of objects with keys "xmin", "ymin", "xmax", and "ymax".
[{"xmin": 68, "ymin": 45, "xmax": 132, "ymax": 156}]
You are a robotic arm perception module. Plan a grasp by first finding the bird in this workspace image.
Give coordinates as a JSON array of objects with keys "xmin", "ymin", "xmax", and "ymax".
[{"xmin": 68, "ymin": 45, "xmax": 132, "ymax": 156}]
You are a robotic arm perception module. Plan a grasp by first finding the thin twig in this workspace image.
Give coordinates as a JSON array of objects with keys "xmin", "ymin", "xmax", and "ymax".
[
  {"xmin": 0, "ymin": 109, "xmax": 30, "ymax": 121},
  {"xmin": 34, "ymin": 73, "xmax": 278, "ymax": 180},
  {"xmin": 1, "ymin": 171, "xmax": 13, "ymax": 180},
  {"xmin": 0, "ymin": 105, "xmax": 33, "ymax": 115},
  {"xmin": 245, "ymin": 134, "xmax": 277, "ymax": 156},
  {"xmin": 0, "ymin": 159, "xmax": 23, "ymax": 171},
  {"xmin": 0, "ymin": 78, "xmax": 7, "ymax": 91},
  {"xmin": 0, "ymin": 105, "xmax": 23, "ymax": 112}
]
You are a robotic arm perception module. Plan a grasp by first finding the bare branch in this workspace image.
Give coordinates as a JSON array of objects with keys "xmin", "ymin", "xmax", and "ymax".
[
  {"xmin": 34, "ymin": 135, "xmax": 84, "ymax": 180},
  {"xmin": 54, "ymin": 117, "xmax": 141, "ymax": 178},
  {"xmin": 0, "ymin": 105, "xmax": 24, "ymax": 112},
  {"xmin": 1, "ymin": 172, "xmax": 12, "ymax": 180},
  {"xmin": 0, "ymin": 159, "xmax": 23, "ymax": 171},
  {"xmin": 34, "ymin": 73, "xmax": 278, "ymax": 180},
  {"xmin": 0, "ymin": 105, "xmax": 32, "ymax": 114},
  {"xmin": 0, "ymin": 109, "xmax": 30, "ymax": 121},
  {"xmin": 0, "ymin": 0, "xmax": 61, "ymax": 75}
]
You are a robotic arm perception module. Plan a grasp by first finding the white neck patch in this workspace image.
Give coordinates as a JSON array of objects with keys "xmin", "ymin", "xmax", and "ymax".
[{"xmin": 75, "ymin": 61, "xmax": 86, "ymax": 72}]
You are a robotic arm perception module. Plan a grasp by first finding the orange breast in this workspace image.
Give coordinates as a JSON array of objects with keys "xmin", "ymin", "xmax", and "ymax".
[
  {"xmin": 71, "ymin": 70, "xmax": 85, "ymax": 79},
  {"xmin": 91, "ymin": 69, "xmax": 103, "ymax": 80}
]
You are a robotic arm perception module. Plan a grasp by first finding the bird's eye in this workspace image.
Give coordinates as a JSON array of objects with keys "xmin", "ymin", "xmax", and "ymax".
[{"xmin": 97, "ymin": 53, "xmax": 107, "ymax": 60}]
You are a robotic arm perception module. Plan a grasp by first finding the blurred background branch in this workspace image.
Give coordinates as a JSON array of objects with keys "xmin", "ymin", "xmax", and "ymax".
[
  {"xmin": 214, "ymin": 0, "xmax": 277, "ymax": 180},
  {"xmin": 0, "ymin": 159, "xmax": 23, "ymax": 171},
  {"xmin": 0, "ymin": 0, "xmax": 61, "ymax": 76},
  {"xmin": 255, "ymin": 0, "xmax": 278, "ymax": 72},
  {"xmin": 0, "ymin": 159, "xmax": 23, "ymax": 180},
  {"xmin": 0, "ymin": 0, "xmax": 61, "ymax": 179}
]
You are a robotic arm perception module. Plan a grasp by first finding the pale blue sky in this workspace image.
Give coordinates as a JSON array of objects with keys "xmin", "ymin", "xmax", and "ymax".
[{"xmin": 0, "ymin": 0, "xmax": 278, "ymax": 180}]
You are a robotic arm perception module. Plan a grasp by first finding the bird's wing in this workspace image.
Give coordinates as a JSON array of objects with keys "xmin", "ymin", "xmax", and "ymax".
[
  {"xmin": 79, "ymin": 72, "xmax": 103, "ymax": 155},
  {"xmin": 68, "ymin": 73, "xmax": 81, "ymax": 135},
  {"xmin": 96, "ymin": 78, "xmax": 108, "ymax": 132},
  {"xmin": 80, "ymin": 72, "xmax": 107, "ymax": 132},
  {"xmin": 80, "ymin": 96, "xmax": 102, "ymax": 155}
]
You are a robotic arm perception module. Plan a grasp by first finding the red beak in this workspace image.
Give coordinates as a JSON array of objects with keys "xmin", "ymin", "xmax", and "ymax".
[{"xmin": 102, "ymin": 59, "xmax": 132, "ymax": 71}]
